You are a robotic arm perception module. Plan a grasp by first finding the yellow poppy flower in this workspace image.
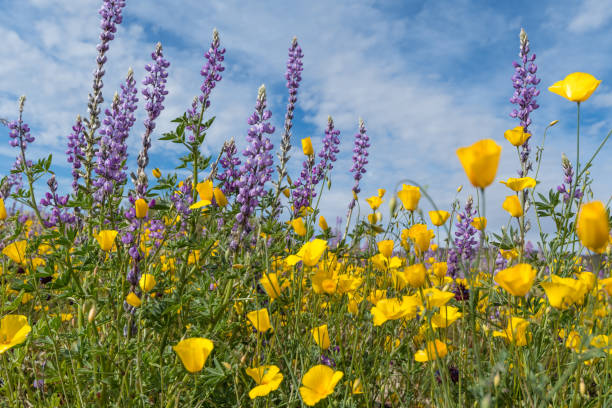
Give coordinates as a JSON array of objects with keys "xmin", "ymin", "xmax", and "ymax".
[
  {"xmin": 377, "ymin": 188, "xmax": 386, "ymax": 198},
  {"xmin": 291, "ymin": 217, "xmax": 307, "ymax": 236},
  {"xmin": 493, "ymin": 317, "xmax": 530, "ymax": 346},
  {"xmin": 366, "ymin": 195, "xmax": 384, "ymax": 210},
  {"xmin": 502, "ymin": 195, "xmax": 523, "ymax": 217},
  {"xmin": 299, "ymin": 365, "xmax": 344, "ymax": 406},
  {"xmin": 310, "ymin": 324, "xmax": 330, "ymax": 350},
  {"xmin": 139, "ymin": 273, "xmax": 156, "ymax": 293},
  {"xmin": 429, "ymin": 210, "xmax": 450, "ymax": 226},
  {"xmin": 406, "ymin": 224, "xmax": 434, "ymax": 254},
  {"xmin": 367, "ymin": 212, "xmax": 382, "ymax": 225},
  {"xmin": 301, "ymin": 137, "xmax": 314, "ymax": 156},
  {"xmin": 503, "ymin": 126, "xmax": 531, "ymax": 147},
  {"xmin": 213, "ymin": 187, "xmax": 228, "ymax": 207},
  {"xmin": 0, "ymin": 315, "xmax": 32, "ymax": 354},
  {"xmin": 471, "ymin": 217, "xmax": 487, "ymax": 230},
  {"xmin": 152, "ymin": 168, "xmax": 162, "ymax": 178},
  {"xmin": 319, "ymin": 216, "xmax": 329, "ymax": 231},
  {"xmin": 431, "ymin": 306, "xmax": 462, "ymax": 328},
  {"xmin": 456, "ymin": 139, "xmax": 502, "ymax": 188},
  {"xmin": 397, "ymin": 184, "xmax": 420, "ymax": 211},
  {"xmin": 541, "ymin": 280, "xmax": 577, "ymax": 310},
  {"xmin": 247, "ymin": 309, "xmax": 272, "ymax": 332},
  {"xmin": 134, "ymin": 198, "xmax": 148, "ymax": 218},
  {"xmin": 371, "ymin": 297, "xmax": 419, "ymax": 326},
  {"xmin": 404, "ymin": 263, "xmax": 426, "ymax": 288},
  {"xmin": 414, "ymin": 339, "xmax": 448, "ymax": 362},
  {"xmin": 259, "ymin": 273, "xmax": 289, "ymax": 300},
  {"xmin": 172, "ymin": 338, "xmax": 214, "ymax": 373},
  {"xmin": 245, "ymin": 365, "xmax": 284, "ymax": 399},
  {"xmin": 196, "ymin": 180, "xmax": 214, "ymax": 202},
  {"xmin": 500, "ymin": 176, "xmax": 536, "ymax": 191},
  {"xmin": 2, "ymin": 241, "xmax": 27, "ymax": 264},
  {"xmin": 286, "ymin": 239, "xmax": 327, "ymax": 267},
  {"xmin": 0, "ymin": 198, "xmax": 7, "ymax": 220},
  {"xmin": 494, "ymin": 263, "xmax": 536, "ymax": 297},
  {"xmin": 548, "ymin": 72, "xmax": 601, "ymax": 103},
  {"xmin": 95, "ymin": 230, "xmax": 118, "ymax": 252},
  {"xmin": 417, "ymin": 288, "xmax": 454, "ymax": 309},
  {"xmin": 576, "ymin": 201, "xmax": 610, "ymax": 253},
  {"xmin": 431, "ymin": 262, "xmax": 448, "ymax": 279},
  {"xmin": 126, "ymin": 292, "xmax": 142, "ymax": 307},
  {"xmin": 377, "ymin": 240, "xmax": 394, "ymax": 258}
]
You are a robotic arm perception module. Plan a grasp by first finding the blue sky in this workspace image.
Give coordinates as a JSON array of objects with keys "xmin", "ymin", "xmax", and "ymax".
[{"xmin": 1, "ymin": 0, "xmax": 611, "ymax": 240}]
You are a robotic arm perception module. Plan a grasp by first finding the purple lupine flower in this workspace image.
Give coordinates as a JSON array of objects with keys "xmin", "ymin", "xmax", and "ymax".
[
  {"xmin": 231, "ymin": 85, "xmax": 275, "ymax": 249},
  {"xmin": 39, "ymin": 175, "xmax": 75, "ymax": 228},
  {"xmin": 7, "ymin": 97, "xmax": 34, "ymax": 195},
  {"xmin": 556, "ymin": 153, "xmax": 582, "ymax": 203},
  {"xmin": 93, "ymin": 68, "xmax": 139, "ymax": 204},
  {"xmin": 170, "ymin": 178, "xmax": 194, "ymax": 233},
  {"xmin": 83, "ymin": 0, "xmax": 126, "ymax": 190},
  {"xmin": 66, "ymin": 116, "xmax": 87, "ymax": 193},
  {"xmin": 447, "ymin": 196, "xmax": 479, "ymax": 278},
  {"xmin": 186, "ymin": 29, "xmax": 226, "ymax": 142},
  {"xmin": 291, "ymin": 116, "xmax": 341, "ymax": 215},
  {"xmin": 216, "ymin": 138, "xmax": 241, "ymax": 195},
  {"xmin": 494, "ymin": 250, "xmax": 508, "ymax": 273},
  {"xmin": 272, "ymin": 37, "xmax": 304, "ymax": 217},
  {"xmin": 510, "ymin": 28, "xmax": 540, "ymax": 177},
  {"xmin": 132, "ymin": 43, "xmax": 170, "ymax": 198},
  {"xmin": 348, "ymin": 119, "xmax": 370, "ymax": 210}
]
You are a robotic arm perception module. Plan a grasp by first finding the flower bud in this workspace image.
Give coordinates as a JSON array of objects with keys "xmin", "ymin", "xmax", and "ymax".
[
  {"xmin": 88, "ymin": 304, "xmax": 97, "ymax": 323},
  {"xmin": 135, "ymin": 198, "xmax": 148, "ymax": 219}
]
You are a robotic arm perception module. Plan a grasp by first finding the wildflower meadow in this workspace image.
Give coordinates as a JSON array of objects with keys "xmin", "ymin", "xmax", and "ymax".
[{"xmin": 1, "ymin": 1, "xmax": 612, "ymax": 407}]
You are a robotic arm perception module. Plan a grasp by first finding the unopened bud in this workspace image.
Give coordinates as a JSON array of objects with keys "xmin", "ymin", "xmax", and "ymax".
[
  {"xmin": 549, "ymin": 120, "xmax": 559, "ymax": 126},
  {"xmin": 580, "ymin": 378, "xmax": 586, "ymax": 396},
  {"xmin": 389, "ymin": 196, "xmax": 397, "ymax": 217},
  {"xmin": 88, "ymin": 304, "xmax": 97, "ymax": 323},
  {"xmin": 457, "ymin": 185, "xmax": 463, "ymax": 193},
  {"xmin": 494, "ymin": 372, "xmax": 501, "ymax": 388}
]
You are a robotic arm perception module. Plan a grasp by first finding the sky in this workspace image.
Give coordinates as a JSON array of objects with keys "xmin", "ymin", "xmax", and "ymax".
[{"xmin": 1, "ymin": 0, "xmax": 612, "ymax": 242}]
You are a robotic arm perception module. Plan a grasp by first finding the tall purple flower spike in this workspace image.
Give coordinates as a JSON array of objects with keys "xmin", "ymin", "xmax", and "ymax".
[
  {"xmin": 187, "ymin": 29, "xmax": 226, "ymax": 142},
  {"xmin": 348, "ymin": 118, "xmax": 370, "ymax": 211},
  {"xmin": 66, "ymin": 116, "xmax": 86, "ymax": 193},
  {"xmin": 447, "ymin": 196, "xmax": 479, "ymax": 278},
  {"xmin": 231, "ymin": 85, "xmax": 275, "ymax": 250},
  {"xmin": 132, "ymin": 42, "xmax": 170, "ymax": 198},
  {"xmin": 510, "ymin": 28, "xmax": 540, "ymax": 177},
  {"xmin": 272, "ymin": 37, "xmax": 304, "ymax": 217},
  {"xmin": 93, "ymin": 68, "xmax": 139, "ymax": 204}
]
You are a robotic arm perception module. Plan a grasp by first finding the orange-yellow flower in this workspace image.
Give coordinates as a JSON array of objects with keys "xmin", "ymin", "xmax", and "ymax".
[
  {"xmin": 502, "ymin": 195, "xmax": 523, "ymax": 217},
  {"xmin": 0, "ymin": 198, "xmax": 6, "ymax": 220},
  {"xmin": 397, "ymin": 184, "xmax": 420, "ymax": 211},
  {"xmin": 406, "ymin": 224, "xmax": 434, "ymax": 254},
  {"xmin": 471, "ymin": 217, "xmax": 487, "ymax": 230},
  {"xmin": 0, "ymin": 315, "xmax": 31, "ymax": 354},
  {"xmin": 414, "ymin": 339, "xmax": 448, "ymax": 362},
  {"xmin": 246, "ymin": 365, "xmax": 284, "ymax": 399},
  {"xmin": 456, "ymin": 139, "xmax": 502, "ymax": 188},
  {"xmin": 576, "ymin": 201, "xmax": 610, "ymax": 253},
  {"xmin": 2, "ymin": 241, "xmax": 27, "ymax": 264},
  {"xmin": 494, "ymin": 263, "xmax": 536, "ymax": 297},
  {"xmin": 377, "ymin": 240, "xmax": 394, "ymax": 258},
  {"xmin": 134, "ymin": 198, "xmax": 148, "ymax": 218},
  {"xmin": 429, "ymin": 210, "xmax": 450, "ymax": 226},
  {"xmin": 500, "ymin": 177, "xmax": 536, "ymax": 191},
  {"xmin": 299, "ymin": 365, "xmax": 343, "ymax": 406},
  {"xmin": 319, "ymin": 216, "xmax": 329, "ymax": 231},
  {"xmin": 172, "ymin": 338, "xmax": 214, "ymax": 373},
  {"xmin": 302, "ymin": 137, "xmax": 314, "ymax": 156},
  {"xmin": 504, "ymin": 126, "xmax": 531, "ymax": 147},
  {"xmin": 549, "ymin": 72, "xmax": 601, "ymax": 103},
  {"xmin": 247, "ymin": 309, "xmax": 272, "ymax": 333},
  {"xmin": 95, "ymin": 230, "xmax": 118, "ymax": 252},
  {"xmin": 139, "ymin": 273, "xmax": 156, "ymax": 293},
  {"xmin": 493, "ymin": 317, "xmax": 530, "ymax": 346},
  {"xmin": 310, "ymin": 324, "xmax": 331, "ymax": 350},
  {"xmin": 291, "ymin": 217, "xmax": 307, "ymax": 236}
]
